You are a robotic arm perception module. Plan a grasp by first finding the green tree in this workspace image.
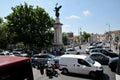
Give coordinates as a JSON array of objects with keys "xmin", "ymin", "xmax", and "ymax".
[
  {"xmin": 62, "ymin": 32, "xmax": 68, "ymax": 45},
  {"xmin": 0, "ymin": 22, "xmax": 10, "ymax": 49},
  {"xmin": 6, "ymin": 3, "xmax": 54, "ymax": 48},
  {"xmin": 0, "ymin": 17, "xmax": 3, "ymax": 24},
  {"xmin": 82, "ymin": 31, "xmax": 90, "ymax": 42}
]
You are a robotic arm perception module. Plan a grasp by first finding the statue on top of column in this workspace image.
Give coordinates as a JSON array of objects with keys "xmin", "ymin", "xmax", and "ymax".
[{"xmin": 54, "ymin": 3, "xmax": 62, "ymax": 18}]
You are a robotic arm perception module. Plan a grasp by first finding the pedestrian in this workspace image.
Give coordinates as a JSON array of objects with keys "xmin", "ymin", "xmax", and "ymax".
[
  {"xmin": 79, "ymin": 45, "xmax": 81, "ymax": 49},
  {"xmin": 39, "ymin": 62, "xmax": 44, "ymax": 75},
  {"xmin": 116, "ymin": 45, "xmax": 118, "ymax": 50}
]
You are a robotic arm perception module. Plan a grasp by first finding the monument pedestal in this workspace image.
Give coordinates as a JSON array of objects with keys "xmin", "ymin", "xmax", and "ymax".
[{"xmin": 53, "ymin": 18, "xmax": 64, "ymax": 49}]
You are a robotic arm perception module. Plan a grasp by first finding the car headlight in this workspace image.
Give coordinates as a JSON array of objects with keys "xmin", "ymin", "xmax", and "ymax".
[{"xmin": 96, "ymin": 66, "xmax": 103, "ymax": 70}]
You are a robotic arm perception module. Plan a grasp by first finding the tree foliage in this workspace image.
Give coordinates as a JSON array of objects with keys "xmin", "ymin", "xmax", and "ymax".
[
  {"xmin": 0, "ymin": 17, "xmax": 3, "ymax": 24},
  {"xmin": 5, "ymin": 3, "xmax": 54, "ymax": 48},
  {"xmin": 0, "ymin": 23, "xmax": 10, "ymax": 49},
  {"xmin": 82, "ymin": 31, "xmax": 90, "ymax": 42},
  {"xmin": 62, "ymin": 32, "xmax": 68, "ymax": 45}
]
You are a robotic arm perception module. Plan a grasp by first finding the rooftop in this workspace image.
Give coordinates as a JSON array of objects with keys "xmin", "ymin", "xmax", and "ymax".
[{"xmin": 60, "ymin": 54, "xmax": 87, "ymax": 60}]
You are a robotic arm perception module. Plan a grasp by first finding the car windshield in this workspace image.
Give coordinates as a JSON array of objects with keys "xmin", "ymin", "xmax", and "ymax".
[
  {"xmin": 85, "ymin": 57, "xmax": 95, "ymax": 65},
  {"xmin": 48, "ymin": 54, "xmax": 55, "ymax": 58}
]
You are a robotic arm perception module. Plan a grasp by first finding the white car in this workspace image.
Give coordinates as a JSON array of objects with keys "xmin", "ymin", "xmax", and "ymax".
[
  {"xmin": 85, "ymin": 46, "xmax": 96, "ymax": 54},
  {"xmin": 59, "ymin": 54, "xmax": 103, "ymax": 78},
  {"xmin": 0, "ymin": 51, "xmax": 15, "ymax": 56},
  {"xmin": 65, "ymin": 48, "xmax": 80, "ymax": 54}
]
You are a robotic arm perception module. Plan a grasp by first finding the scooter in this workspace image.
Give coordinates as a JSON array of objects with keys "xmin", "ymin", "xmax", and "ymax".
[{"xmin": 46, "ymin": 65, "xmax": 58, "ymax": 78}]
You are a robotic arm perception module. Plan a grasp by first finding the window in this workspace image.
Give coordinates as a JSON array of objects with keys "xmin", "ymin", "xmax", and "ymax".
[
  {"xmin": 100, "ymin": 50, "xmax": 105, "ymax": 53},
  {"xmin": 90, "ymin": 54, "xmax": 98, "ymax": 59},
  {"xmin": 78, "ymin": 59, "xmax": 90, "ymax": 66},
  {"xmin": 68, "ymin": 49, "xmax": 74, "ymax": 51},
  {"xmin": 91, "ymin": 54, "xmax": 107, "ymax": 60}
]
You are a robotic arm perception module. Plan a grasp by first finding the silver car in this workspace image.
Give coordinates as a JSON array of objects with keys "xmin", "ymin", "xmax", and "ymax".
[{"xmin": 31, "ymin": 53, "xmax": 59, "ymax": 68}]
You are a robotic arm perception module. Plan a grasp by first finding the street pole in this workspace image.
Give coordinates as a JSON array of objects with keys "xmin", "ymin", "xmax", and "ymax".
[
  {"xmin": 109, "ymin": 24, "xmax": 112, "ymax": 50},
  {"xmin": 106, "ymin": 24, "xmax": 111, "ymax": 50},
  {"xmin": 79, "ymin": 27, "xmax": 82, "ymax": 45}
]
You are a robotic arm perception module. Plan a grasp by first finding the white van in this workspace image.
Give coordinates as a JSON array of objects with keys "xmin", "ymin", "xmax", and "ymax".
[{"xmin": 59, "ymin": 54, "xmax": 103, "ymax": 77}]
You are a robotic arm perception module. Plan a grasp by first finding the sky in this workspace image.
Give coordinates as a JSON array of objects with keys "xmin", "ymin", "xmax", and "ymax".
[{"xmin": 0, "ymin": 0, "xmax": 120, "ymax": 35}]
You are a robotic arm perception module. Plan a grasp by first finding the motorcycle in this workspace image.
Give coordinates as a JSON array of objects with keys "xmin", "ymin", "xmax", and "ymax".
[{"xmin": 45, "ymin": 64, "xmax": 58, "ymax": 78}]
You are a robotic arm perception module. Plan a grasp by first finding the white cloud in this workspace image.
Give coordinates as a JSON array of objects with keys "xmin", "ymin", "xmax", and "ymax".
[
  {"xmin": 83, "ymin": 10, "xmax": 91, "ymax": 16},
  {"xmin": 66, "ymin": 15, "xmax": 80, "ymax": 19}
]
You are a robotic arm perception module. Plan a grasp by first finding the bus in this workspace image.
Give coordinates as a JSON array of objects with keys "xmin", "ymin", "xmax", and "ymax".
[{"xmin": 0, "ymin": 56, "xmax": 34, "ymax": 80}]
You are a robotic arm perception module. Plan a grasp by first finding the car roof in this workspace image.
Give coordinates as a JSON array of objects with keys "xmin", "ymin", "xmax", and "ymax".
[
  {"xmin": 88, "ymin": 46, "xmax": 96, "ymax": 48},
  {"xmin": 66, "ymin": 48, "xmax": 75, "ymax": 50},
  {"xmin": 89, "ymin": 52, "xmax": 108, "ymax": 57},
  {"xmin": 33, "ymin": 53, "xmax": 54, "ymax": 56},
  {"xmin": 90, "ymin": 52, "xmax": 104, "ymax": 55},
  {"xmin": 60, "ymin": 54, "xmax": 87, "ymax": 59},
  {"xmin": 33, "ymin": 54, "xmax": 46, "ymax": 56},
  {"xmin": 90, "ymin": 48, "xmax": 107, "ymax": 51}
]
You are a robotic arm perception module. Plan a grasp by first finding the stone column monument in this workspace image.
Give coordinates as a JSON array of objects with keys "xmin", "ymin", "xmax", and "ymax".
[{"xmin": 53, "ymin": 3, "xmax": 63, "ymax": 48}]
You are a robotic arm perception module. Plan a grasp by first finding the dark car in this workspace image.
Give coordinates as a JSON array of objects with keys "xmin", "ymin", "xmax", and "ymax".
[
  {"xmin": 89, "ymin": 52, "xmax": 110, "ymax": 65},
  {"xmin": 31, "ymin": 53, "xmax": 59, "ymax": 68},
  {"xmin": 108, "ymin": 57, "xmax": 118, "ymax": 72},
  {"xmin": 12, "ymin": 49, "xmax": 29, "ymax": 57},
  {"xmin": 90, "ymin": 48, "xmax": 118, "ymax": 58}
]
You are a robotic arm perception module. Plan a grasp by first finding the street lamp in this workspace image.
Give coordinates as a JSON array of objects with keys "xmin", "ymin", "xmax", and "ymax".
[
  {"xmin": 79, "ymin": 27, "xmax": 82, "ymax": 44},
  {"xmin": 106, "ymin": 24, "xmax": 111, "ymax": 49}
]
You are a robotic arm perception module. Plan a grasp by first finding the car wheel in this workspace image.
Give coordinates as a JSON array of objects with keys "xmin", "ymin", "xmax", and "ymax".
[
  {"xmin": 89, "ymin": 72, "xmax": 96, "ymax": 78},
  {"xmin": 32, "ymin": 64, "xmax": 36, "ymax": 68},
  {"xmin": 76, "ymin": 52, "xmax": 80, "ymax": 54},
  {"xmin": 62, "ymin": 68, "xmax": 68, "ymax": 74}
]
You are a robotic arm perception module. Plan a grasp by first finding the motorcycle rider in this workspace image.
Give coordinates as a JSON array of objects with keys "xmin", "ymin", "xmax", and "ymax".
[{"xmin": 46, "ymin": 59, "xmax": 58, "ymax": 78}]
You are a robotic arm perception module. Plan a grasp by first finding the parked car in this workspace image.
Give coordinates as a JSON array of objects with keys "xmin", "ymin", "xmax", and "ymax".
[
  {"xmin": 95, "ymin": 41, "xmax": 105, "ymax": 47},
  {"xmin": 12, "ymin": 51, "xmax": 28, "ymax": 57},
  {"xmin": 90, "ymin": 48, "xmax": 118, "ymax": 58},
  {"xmin": 65, "ymin": 48, "xmax": 80, "ymax": 54},
  {"xmin": 89, "ymin": 52, "xmax": 110, "ymax": 65},
  {"xmin": 59, "ymin": 54, "xmax": 103, "ymax": 78},
  {"xmin": 0, "ymin": 51, "xmax": 15, "ymax": 56},
  {"xmin": 85, "ymin": 46, "xmax": 96, "ymax": 54},
  {"xmin": 108, "ymin": 57, "xmax": 118, "ymax": 72},
  {"xmin": 103, "ymin": 46, "xmax": 113, "ymax": 52},
  {"xmin": 12, "ymin": 49, "xmax": 28, "ymax": 57},
  {"xmin": 31, "ymin": 53, "xmax": 59, "ymax": 69}
]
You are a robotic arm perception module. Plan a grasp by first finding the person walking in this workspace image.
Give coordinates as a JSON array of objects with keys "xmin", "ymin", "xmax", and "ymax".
[
  {"xmin": 116, "ymin": 45, "xmax": 118, "ymax": 50},
  {"xmin": 39, "ymin": 62, "xmax": 44, "ymax": 75}
]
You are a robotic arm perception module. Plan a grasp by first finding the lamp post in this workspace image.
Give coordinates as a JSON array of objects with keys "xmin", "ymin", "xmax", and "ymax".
[
  {"xmin": 106, "ymin": 24, "xmax": 111, "ymax": 49},
  {"xmin": 79, "ymin": 27, "xmax": 82, "ymax": 45}
]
